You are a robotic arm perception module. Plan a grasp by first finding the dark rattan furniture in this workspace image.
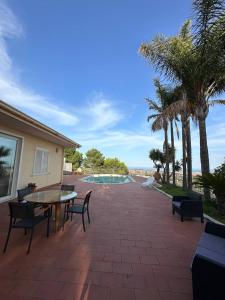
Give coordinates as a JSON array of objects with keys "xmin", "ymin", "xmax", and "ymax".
[
  {"xmin": 61, "ymin": 184, "xmax": 76, "ymax": 220},
  {"xmin": 61, "ymin": 185, "xmax": 75, "ymax": 192},
  {"xmin": 3, "ymin": 202, "xmax": 51, "ymax": 254},
  {"xmin": 17, "ymin": 186, "xmax": 34, "ymax": 202},
  {"xmin": 17, "ymin": 186, "xmax": 44, "ymax": 210},
  {"xmin": 63, "ymin": 190, "xmax": 92, "ymax": 232},
  {"xmin": 24, "ymin": 190, "xmax": 77, "ymax": 231},
  {"xmin": 192, "ymin": 221, "xmax": 225, "ymax": 300},
  {"xmin": 172, "ymin": 191, "xmax": 204, "ymax": 222}
]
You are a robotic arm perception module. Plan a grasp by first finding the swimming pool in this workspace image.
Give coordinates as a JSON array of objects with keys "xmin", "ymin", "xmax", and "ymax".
[{"xmin": 81, "ymin": 174, "xmax": 134, "ymax": 184}]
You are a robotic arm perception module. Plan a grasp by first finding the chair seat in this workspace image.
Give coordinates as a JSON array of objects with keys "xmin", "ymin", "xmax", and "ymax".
[
  {"xmin": 67, "ymin": 204, "xmax": 86, "ymax": 214},
  {"xmin": 13, "ymin": 215, "xmax": 48, "ymax": 228},
  {"xmin": 21, "ymin": 200, "xmax": 45, "ymax": 209},
  {"xmin": 173, "ymin": 202, "xmax": 181, "ymax": 209}
]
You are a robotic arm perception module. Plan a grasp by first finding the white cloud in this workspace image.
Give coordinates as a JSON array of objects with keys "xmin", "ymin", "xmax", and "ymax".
[
  {"xmin": 0, "ymin": 0, "xmax": 78, "ymax": 126},
  {"xmin": 86, "ymin": 93, "xmax": 123, "ymax": 130},
  {"xmin": 72, "ymin": 129, "xmax": 162, "ymax": 150}
]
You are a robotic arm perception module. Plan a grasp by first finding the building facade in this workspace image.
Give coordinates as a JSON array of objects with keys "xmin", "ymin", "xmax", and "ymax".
[{"xmin": 0, "ymin": 100, "xmax": 80, "ymax": 202}]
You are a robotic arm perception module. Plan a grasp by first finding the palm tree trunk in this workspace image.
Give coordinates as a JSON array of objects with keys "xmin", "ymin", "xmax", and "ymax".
[
  {"xmin": 164, "ymin": 124, "xmax": 169, "ymax": 184},
  {"xmin": 198, "ymin": 117, "xmax": 210, "ymax": 200},
  {"xmin": 181, "ymin": 116, "xmax": 187, "ymax": 190},
  {"xmin": 186, "ymin": 118, "xmax": 192, "ymax": 191},
  {"xmin": 170, "ymin": 120, "xmax": 175, "ymax": 185}
]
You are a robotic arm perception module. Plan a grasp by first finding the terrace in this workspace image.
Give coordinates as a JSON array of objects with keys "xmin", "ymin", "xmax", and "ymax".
[{"xmin": 0, "ymin": 175, "xmax": 204, "ymax": 300}]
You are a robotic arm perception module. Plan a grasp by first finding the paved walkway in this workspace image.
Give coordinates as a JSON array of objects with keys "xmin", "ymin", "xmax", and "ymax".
[{"xmin": 0, "ymin": 175, "xmax": 204, "ymax": 300}]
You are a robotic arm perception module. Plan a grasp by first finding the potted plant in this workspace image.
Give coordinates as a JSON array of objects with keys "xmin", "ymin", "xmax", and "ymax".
[
  {"xmin": 194, "ymin": 173, "xmax": 225, "ymax": 215},
  {"xmin": 27, "ymin": 182, "xmax": 37, "ymax": 192}
]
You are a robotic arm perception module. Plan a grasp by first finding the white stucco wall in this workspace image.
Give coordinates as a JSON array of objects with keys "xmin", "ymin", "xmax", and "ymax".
[{"xmin": 0, "ymin": 125, "xmax": 64, "ymax": 193}]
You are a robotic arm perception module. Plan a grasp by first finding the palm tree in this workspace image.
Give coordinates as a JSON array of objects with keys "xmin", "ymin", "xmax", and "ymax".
[
  {"xmin": 168, "ymin": 88, "xmax": 192, "ymax": 190},
  {"xmin": 0, "ymin": 146, "xmax": 10, "ymax": 177},
  {"xmin": 148, "ymin": 80, "xmax": 181, "ymax": 185},
  {"xmin": 147, "ymin": 79, "xmax": 171, "ymax": 183},
  {"xmin": 166, "ymin": 90, "xmax": 180, "ymax": 186},
  {"xmin": 139, "ymin": 0, "xmax": 225, "ymax": 199},
  {"xmin": 152, "ymin": 84, "xmax": 182, "ymax": 186}
]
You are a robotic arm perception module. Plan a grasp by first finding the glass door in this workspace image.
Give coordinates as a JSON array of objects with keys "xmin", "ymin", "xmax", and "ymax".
[{"xmin": 0, "ymin": 133, "xmax": 21, "ymax": 200}]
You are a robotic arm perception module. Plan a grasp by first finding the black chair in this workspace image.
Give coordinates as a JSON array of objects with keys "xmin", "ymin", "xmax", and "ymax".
[
  {"xmin": 61, "ymin": 184, "xmax": 76, "ymax": 220},
  {"xmin": 63, "ymin": 190, "xmax": 92, "ymax": 232},
  {"xmin": 17, "ymin": 186, "xmax": 34, "ymax": 202},
  {"xmin": 17, "ymin": 186, "xmax": 51, "ymax": 218},
  {"xmin": 172, "ymin": 191, "xmax": 204, "ymax": 222},
  {"xmin": 3, "ymin": 202, "xmax": 51, "ymax": 254},
  {"xmin": 61, "ymin": 184, "xmax": 75, "ymax": 195},
  {"xmin": 17, "ymin": 186, "xmax": 43, "ymax": 208},
  {"xmin": 192, "ymin": 222, "xmax": 225, "ymax": 300}
]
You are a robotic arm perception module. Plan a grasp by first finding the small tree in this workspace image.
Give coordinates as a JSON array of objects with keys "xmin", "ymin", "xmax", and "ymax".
[
  {"xmin": 149, "ymin": 149, "xmax": 165, "ymax": 172},
  {"xmin": 149, "ymin": 147, "xmax": 176, "ymax": 183},
  {"xmin": 214, "ymin": 159, "xmax": 225, "ymax": 174},
  {"xmin": 83, "ymin": 148, "xmax": 105, "ymax": 173},
  {"xmin": 104, "ymin": 158, "xmax": 129, "ymax": 175},
  {"xmin": 174, "ymin": 160, "xmax": 182, "ymax": 172},
  {"xmin": 64, "ymin": 148, "xmax": 83, "ymax": 171},
  {"xmin": 194, "ymin": 160, "xmax": 225, "ymax": 215}
]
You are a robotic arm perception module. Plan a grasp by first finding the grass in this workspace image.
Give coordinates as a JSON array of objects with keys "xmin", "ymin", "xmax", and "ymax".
[
  {"xmin": 203, "ymin": 200, "xmax": 225, "ymax": 224},
  {"xmin": 158, "ymin": 183, "xmax": 225, "ymax": 224},
  {"xmin": 158, "ymin": 184, "xmax": 187, "ymax": 196}
]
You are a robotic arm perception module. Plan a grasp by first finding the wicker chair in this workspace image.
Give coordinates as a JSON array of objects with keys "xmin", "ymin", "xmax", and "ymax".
[
  {"xmin": 3, "ymin": 202, "xmax": 51, "ymax": 254},
  {"xmin": 63, "ymin": 190, "xmax": 92, "ymax": 232},
  {"xmin": 172, "ymin": 191, "xmax": 204, "ymax": 222}
]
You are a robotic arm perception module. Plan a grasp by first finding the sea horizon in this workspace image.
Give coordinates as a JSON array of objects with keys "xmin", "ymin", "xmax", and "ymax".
[{"xmin": 128, "ymin": 166, "xmax": 202, "ymax": 173}]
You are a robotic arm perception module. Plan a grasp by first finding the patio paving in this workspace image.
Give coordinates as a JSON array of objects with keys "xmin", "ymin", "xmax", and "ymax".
[{"xmin": 0, "ymin": 175, "xmax": 204, "ymax": 300}]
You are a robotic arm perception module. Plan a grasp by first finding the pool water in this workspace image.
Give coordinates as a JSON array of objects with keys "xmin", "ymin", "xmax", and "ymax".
[{"xmin": 81, "ymin": 174, "xmax": 134, "ymax": 184}]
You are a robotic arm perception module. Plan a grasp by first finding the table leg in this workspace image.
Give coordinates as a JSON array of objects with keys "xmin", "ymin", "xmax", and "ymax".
[{"xmin": 54, "ymin": 203, "xmax": 61, "ymax": 231}]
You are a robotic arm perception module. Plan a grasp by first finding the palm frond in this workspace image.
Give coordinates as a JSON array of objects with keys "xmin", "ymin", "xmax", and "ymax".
[
  {"xmin": 161, "ymin": 99, "xmax": 187, "ymax": 120},
  {"xmin": 193, "ymin": 0, "xmax": 225, "ymax": 45},
  {"xmin": 146, "ymin": 98, "xmax": 161, "ymax": 112},
  {"xmin": 209, "ymin": 99, "xmax": 225, "ymax": 106},
  {"xmin": 147, "ymin": 114, "xmax": 159, "ymax": 122},
  {"xmin": 0, "ymin": 146, "xmax": 10, "ymax": 157},
  {"xmin": 151, "ymin": 116, "xmax": 164, "ymax": 132}
]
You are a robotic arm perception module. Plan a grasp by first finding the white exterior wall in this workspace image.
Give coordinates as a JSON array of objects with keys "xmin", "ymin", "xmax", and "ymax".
[{"xmin": 0, "ymin": 125, "xmax": 64, "ymax": 194}]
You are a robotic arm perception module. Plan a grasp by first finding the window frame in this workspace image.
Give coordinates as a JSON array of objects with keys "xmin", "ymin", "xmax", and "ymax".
[
  {"xmin": 0, "ymin": 131, "xmax": 23, "ymax": 202},
  {"xmin": 33, "ymin": 147, "xmax": 49, "ymax": 176}
]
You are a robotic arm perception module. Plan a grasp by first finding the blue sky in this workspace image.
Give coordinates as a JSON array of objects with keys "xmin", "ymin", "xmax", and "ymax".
[{"xmin": 0, "ymin": 0, "xmax": 225, "ymax": 170}]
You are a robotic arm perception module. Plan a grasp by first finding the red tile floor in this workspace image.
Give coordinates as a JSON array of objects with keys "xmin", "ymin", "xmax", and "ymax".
[{"xmin": 0, "ymin": 175, "xmax": 204, "ymax": 300}]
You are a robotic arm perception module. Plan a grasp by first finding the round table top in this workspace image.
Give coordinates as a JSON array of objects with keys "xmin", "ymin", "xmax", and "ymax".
[{"xmin": 24, "ymin": 190, "xmax": 77, "ymax": 204}]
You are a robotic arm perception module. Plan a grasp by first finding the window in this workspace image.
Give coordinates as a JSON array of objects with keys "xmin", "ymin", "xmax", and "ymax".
[
  {"xmin": 33, "ymin": 148, "xmax": 49, "ymax": 175},
  {"xmin": 0, "ymin": 132, "xmax": 22, "ymax": 200}
]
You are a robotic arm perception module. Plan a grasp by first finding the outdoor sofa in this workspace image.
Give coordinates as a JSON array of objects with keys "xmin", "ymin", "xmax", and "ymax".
[
  {"xmin": 172, "ymin": 191, "xmax": 204, "ymax": 222},
  {"xmin": 192, "ymin": 221, "xmax": 225, "ymax": 300}
]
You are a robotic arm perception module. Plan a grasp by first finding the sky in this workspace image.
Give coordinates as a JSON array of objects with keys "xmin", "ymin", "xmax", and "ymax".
[{"xmin": 0, "ymin": 0, "xmax": 225, "ymax": 170}]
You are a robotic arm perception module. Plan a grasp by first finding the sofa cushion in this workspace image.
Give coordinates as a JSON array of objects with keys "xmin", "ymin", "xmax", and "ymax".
[
  {"xmin": 173, "ymin": 202, "xmax": 181, "ymax": 209},
  {"xmin": 195, "ymin": 233, "xmax": 225, "ymax": 267},
  {"xmin": 187, "ymin": 191, "xmax": 202, "ymax": 201}
]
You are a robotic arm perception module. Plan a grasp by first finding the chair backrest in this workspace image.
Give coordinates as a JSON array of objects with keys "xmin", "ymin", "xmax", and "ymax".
[
  {"xmin": 61, "ymin": 184, "xmax": 75, "ymax": 191},
  {"xmin": 17, "ymin": 186, "xmax": 33, "ymax": 202},
  {"xmin": 83, "ymin": 190, "xmax": 92, "ymax": 209},
  {"xmin": 187, "ymin": 191, "xmax": 202, "ymax": 201},
  {"xmin": 9, "ymin": 202, "xmax": 34, "ymax": 219}
]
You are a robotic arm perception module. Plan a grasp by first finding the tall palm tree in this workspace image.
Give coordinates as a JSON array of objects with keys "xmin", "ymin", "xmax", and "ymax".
[
  {"xmin": 158, "ymin": 86, "xmax": 191, "ymax": 190},
  {"xmin": 166, "ymin": 90, "xmax": 180, "ymax": 186},
  {"xmin": 147, "ymin": 79, "xmax": 170, "ymax": 183},
  {"xmin": 147, "ymin": 80, "xmax": 180, "ymax": 184},
  {"xmin": 170, "ymin": 88, "xmax": 192, "ymax": 190},
  {"xmin": 139, "ymin": 0, "xmax": 225, "ymax": 199}
]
